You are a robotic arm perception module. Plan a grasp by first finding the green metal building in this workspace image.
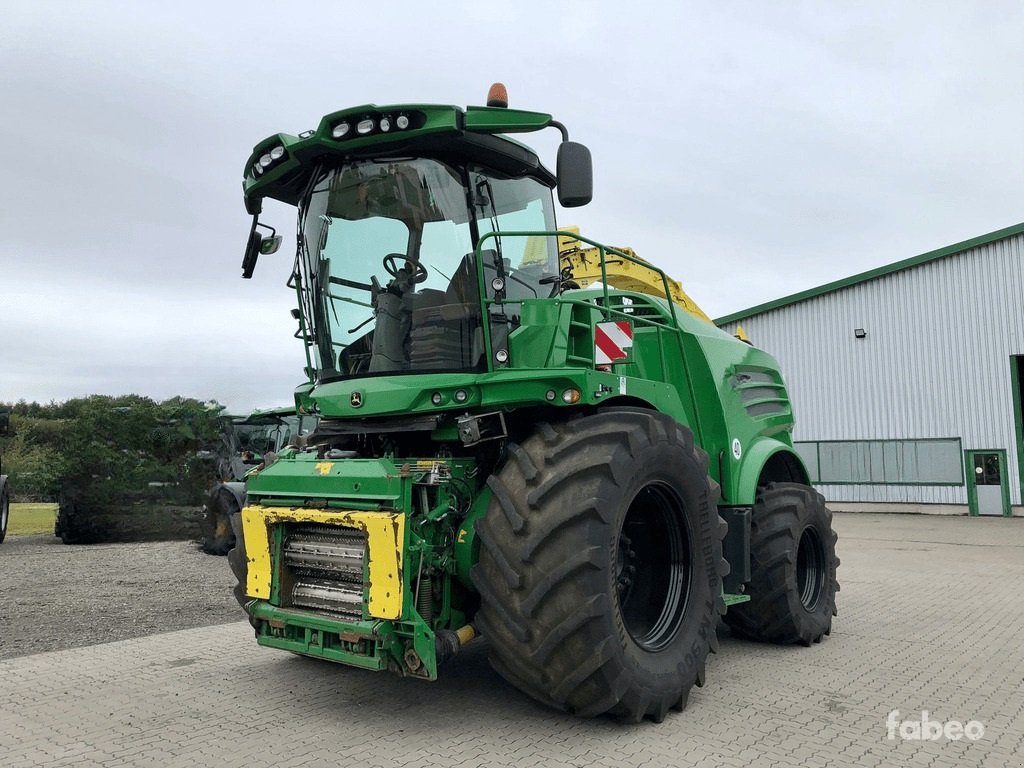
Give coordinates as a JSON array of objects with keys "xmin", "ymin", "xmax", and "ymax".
[{"xmin": 716, "ymin": 223, "xmax": 1024, "ymax": 517}]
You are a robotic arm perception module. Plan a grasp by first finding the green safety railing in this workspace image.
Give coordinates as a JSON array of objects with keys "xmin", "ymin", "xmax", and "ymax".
[{"xmin": 475, "ymin": 230, "xmax": 683, "ymax": 372}]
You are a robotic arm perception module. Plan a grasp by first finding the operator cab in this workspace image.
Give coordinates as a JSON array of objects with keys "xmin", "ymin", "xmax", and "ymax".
[
  {"xmin": 297, "ymin": 155, "xmax": 560, "ymax": 383},
  {"xmin": 241, "ymin": 85, "xmax": 593, "ymax": 387}
]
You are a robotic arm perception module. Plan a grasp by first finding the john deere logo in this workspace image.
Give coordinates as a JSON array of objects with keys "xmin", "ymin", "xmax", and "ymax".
[{"xmin": 350, "ymin": 391, "xmax": 363, "ymax": 408}]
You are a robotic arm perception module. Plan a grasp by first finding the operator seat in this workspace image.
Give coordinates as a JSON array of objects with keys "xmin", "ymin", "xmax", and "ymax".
[{"xmin": 407, "ymin": 251, "xmax": 492, "ymax": 370}]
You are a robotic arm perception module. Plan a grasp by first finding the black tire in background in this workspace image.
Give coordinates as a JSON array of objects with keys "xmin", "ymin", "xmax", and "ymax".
[
  {"xmin": 55, "ymin": 492, "xmax": 79, "ymax": 544},
  {"xmin": 227, "ymin": 509, "xmax": 251, "ymax": 612},
  {"xmin": 200, "ymin": 487, "xmax": 238, "ymax": 556},
  {"xmin": 0, "ymin": 482, "xmax": 9, "ymax": 543},
  {"xmin": 472, "ymin": 409, "xmax": 726, "ymax": 723},
  {"xmin": 724, "ymin": 482, "xmax": 839, "ymax": 646}
]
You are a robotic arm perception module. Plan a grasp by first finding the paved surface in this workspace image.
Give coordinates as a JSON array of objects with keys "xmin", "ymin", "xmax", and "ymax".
[
  {"xmin": 2, "ymin": 513, "xmax": 1022, "ymax": 768},
  {"xmin": 0, "ymin": 536, "xmax": 239, "ymax": 660}
]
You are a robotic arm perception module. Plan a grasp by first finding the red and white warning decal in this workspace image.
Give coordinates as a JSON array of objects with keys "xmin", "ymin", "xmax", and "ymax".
[{"xmin": 594, "ymin": 320, "xmax": 633, "ymax": 365}]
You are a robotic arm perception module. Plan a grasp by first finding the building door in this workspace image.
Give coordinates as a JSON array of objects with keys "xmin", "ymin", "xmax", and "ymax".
[{"xmin": 966, "ymin": 450, "xmax": 1009, "ymax": 516}]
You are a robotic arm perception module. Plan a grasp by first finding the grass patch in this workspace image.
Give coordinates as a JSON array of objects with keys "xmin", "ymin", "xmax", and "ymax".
[{"xmin": 7, "ymin": 503, "xmax": 57, "ymax": 536}]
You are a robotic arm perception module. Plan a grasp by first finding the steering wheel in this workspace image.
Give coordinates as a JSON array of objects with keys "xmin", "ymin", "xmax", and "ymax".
[{"xmin": 382, "ymin": 253, "xmax": 428, "ymax": 284}]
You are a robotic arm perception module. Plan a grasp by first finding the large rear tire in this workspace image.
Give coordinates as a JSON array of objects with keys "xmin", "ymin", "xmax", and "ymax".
[
  {"xmin": 724, "ymin": 482, "xmax": 839, "ymax": 645},
  {"xmin": 472, "ymin": 410, "xmax": 726, "ymax": 722}
]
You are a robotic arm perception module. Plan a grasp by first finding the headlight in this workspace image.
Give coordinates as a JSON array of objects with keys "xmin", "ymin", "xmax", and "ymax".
[
  {"xmin": 332, "ymin": 122, "xmax": 350, "ymax": 138},
  {"xmin": 356, "ymin": 119, "xmax": 374, "ymax": 135}
]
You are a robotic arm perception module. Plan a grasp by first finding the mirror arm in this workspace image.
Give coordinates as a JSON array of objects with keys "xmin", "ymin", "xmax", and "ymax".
[{"xmin": 258, "ymin": 222, "xmax": 278, "ymax": 241}]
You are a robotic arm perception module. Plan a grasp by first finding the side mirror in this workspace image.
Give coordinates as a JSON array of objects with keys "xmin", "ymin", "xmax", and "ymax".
[
  {"xmin": 260, "ymin": 235, "xmax": 283, "ymax": 255},
  {"xmin": 241, "ymin": 229, "xmax": 262, "ymax": 279},
  {"xmin": 556, "ymin": 141, "xmax": 593, "ymax": 208},
  {"xmin": 241, "ymin": 220, "xmax": 282, "ymax": 279}
]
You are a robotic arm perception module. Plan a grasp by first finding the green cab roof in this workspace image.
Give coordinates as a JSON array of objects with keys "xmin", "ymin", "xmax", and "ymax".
[
  {"xmin": 242, "ymin": 103, "xmax": 557, "ymax": 211},
  {"xmin": 714, "ymin": 221, "xmax": 1024, "ymax": 325}
]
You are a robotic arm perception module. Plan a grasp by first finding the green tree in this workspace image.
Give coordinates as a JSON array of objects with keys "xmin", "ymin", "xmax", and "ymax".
[{"xmin": 0, "ymin": 395, "xmax": 227, "ymax": 505}]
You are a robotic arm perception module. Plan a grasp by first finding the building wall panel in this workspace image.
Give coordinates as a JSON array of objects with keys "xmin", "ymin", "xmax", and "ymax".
[{"xmin": 721, "ymin": 232, "xmax": 1024, "ymax": 506}]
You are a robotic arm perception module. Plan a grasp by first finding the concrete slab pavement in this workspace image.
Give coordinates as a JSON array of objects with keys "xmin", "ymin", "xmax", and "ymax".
[{"xmin": 2, "ymin": 513, "xmax": 1022, "ymax": 767}]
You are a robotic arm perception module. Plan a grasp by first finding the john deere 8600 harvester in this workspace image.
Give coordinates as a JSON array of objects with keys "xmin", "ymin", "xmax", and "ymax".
[{"xmin": 231, "ymin": 85, "xmax": 838, "ymax": 722}]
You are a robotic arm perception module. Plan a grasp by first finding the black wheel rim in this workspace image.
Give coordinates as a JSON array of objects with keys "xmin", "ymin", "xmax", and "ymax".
[
  {"xmin": 797, "ymin": 526, "xmax": 824, "ymax": 611},
  {"xmin": 615, "ymin": 483, "xmax": 692, "ymax": 651}
]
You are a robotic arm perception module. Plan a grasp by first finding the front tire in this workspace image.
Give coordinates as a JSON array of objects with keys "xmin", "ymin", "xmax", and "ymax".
[
  {"xmin": 472, "ymin": 410, "xmax": 726, "ymax": 722},
  {"xmin": 227, "ymin": 509, "xmax": 251, "ymax": 611},
  {"xmin": 200, "ymin": 486, "xmax": 238, "ymax": 556},
  {"xmin": 724, "ymin": 482, "xmax": 839, "ymax": 645}
]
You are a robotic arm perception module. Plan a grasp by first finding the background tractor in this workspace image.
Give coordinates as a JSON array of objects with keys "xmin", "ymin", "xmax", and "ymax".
[
  {"xmin": 199, "ymin": 408, "xmax": 317, "ymax": 554},
  {"xmin": 230, "ymin": 85, "xmax": 839, "ymax": 722}
]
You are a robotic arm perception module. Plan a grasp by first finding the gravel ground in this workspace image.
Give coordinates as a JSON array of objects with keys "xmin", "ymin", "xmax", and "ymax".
[{"xmin": 0, "ymin": 534, "xmax": 243, "ymax": 660}]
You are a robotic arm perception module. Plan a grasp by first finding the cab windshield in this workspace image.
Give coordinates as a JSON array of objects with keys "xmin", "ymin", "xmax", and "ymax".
[{"xmin": 296, "ymin": 158, "xmax": 558, "ymax": 381}]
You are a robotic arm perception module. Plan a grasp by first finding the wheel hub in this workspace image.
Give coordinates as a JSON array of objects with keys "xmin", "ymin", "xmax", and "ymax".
[
  {"xmin": 616, "ymin": 483, "xmax": 692, "ymax": 652},
  {"xmin": 796, "ymin": 526, "xmax": 824, "ymax": 611}
]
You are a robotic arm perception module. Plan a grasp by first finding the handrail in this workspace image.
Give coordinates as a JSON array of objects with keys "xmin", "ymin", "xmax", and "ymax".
[{"xmin": 475, "ymin": 230, "xmax": 683, "ymax": 371}]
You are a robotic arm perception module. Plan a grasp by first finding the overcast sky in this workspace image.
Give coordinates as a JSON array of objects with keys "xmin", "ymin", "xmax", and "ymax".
[{"xmin": 2, "ymin": 2, "xmax": 1022, "ymax": 413}]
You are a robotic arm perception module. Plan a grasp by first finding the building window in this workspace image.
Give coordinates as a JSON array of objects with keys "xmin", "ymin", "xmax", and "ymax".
[{"xmin": 794, "ymin": 439, "xmax": 963, "ymax": 485}]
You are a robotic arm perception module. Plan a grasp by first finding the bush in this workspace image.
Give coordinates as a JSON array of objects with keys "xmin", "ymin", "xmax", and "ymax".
[
  {"xmin": 0, "ymin": 395, "xmax": 228, "ymax": 506},
  {"xmin": 0, "ymin": 417, "xmax": 69, "ymax": 500}
]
